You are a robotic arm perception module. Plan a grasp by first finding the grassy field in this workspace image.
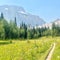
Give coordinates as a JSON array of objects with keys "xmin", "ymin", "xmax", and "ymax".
[
  {"xmin": 0, "ymin": 37, "xmax": 60, "ymax": 60},
  {"xmin": 51, "ymin": 37, "xmax": 60, "ymax": 60}
]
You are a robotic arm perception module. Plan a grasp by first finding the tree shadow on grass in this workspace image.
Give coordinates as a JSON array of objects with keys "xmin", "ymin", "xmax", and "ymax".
[{"xmin": 0, "ymin": 41, "xmax": 12, "ymax": 45}]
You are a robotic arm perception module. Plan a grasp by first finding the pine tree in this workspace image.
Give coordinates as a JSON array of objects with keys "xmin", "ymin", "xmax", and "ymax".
[
  {"xmin": 1, "ymin": 13, "xmax": 4, "ymax": 19},
  {"xmin": 14, "ymin": 17, "xmax": 17, "ymax": 26}
]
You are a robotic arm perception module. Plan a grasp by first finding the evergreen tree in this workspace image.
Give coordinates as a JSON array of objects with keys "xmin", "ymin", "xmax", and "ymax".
[
  {"xmin": 19, "ymin": 22, "xmax": 27, "ymax": 39},
  {"xmin": 9, "ymin": 20, "xmax": 19, "ymax": 39},
  {"xmin": 0, "ymin": 19, "xmax": 5, "ymax": 39},
  {"xmin": 1, "ymin": 13, "xmax": 4, "ymax": 19},
  {"xmin": 14, "ymin": 17, "xmax": 17, "ymax": 26},
  {"xmin": 52, "ymin": 23, "xmax": 57, "ymax": 36},
  {"xmin": 27, "ymin": 29, "xmax": 33, "ymax": 39},
  {"xmin": 3, "ymin": 19, "xmax": 10, "ymax": 39}
]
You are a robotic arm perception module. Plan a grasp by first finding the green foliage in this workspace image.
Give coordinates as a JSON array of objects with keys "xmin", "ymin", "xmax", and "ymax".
[
  {"xmin": 3, "ymin": 19, "xmax": 10, "ymax": 39},
  {"xmin": 19, "ymin": 22, "xmax": 27, "ymax": 39},
  {"xmin": 42, "ymin": 29, "xmax": 52, "ymax": 36},
  {"xmin": 27, "ymin": 29, "xmax": 33, "ymax": 39},
  {"xmin": 0, "ymin": 19, "xmax": 5, "ymax": 39},
  {"xmin": 0, "ymin": 13, "xmax": 60, "ymax": 39},
  {"xmin": 9, "ymin": 20, "xmax": 19, "ymax": 39},
  {"xmin": 52, "ymin": 23, "xmax": 60, "ymax": 36}
]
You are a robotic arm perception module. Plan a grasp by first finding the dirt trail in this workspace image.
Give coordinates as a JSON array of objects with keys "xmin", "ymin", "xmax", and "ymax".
[{"xmin": 46, "ymin": 43, "xmax": 56, "ymax": 60}]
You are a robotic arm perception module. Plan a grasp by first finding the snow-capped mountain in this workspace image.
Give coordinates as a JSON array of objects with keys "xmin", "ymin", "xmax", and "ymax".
[
  {"xmin": 54, "ymin": 19, "xmax": 60, "ymax": 25},
  {"xmin": 37, "ymin": 19, "xmax": 60, "ymax": 29},
  {"xmin": 0, "ymin": 5, "xmax": 45, "ymax": 26}
]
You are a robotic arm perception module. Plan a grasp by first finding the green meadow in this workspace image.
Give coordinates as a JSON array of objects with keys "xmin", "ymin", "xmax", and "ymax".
[{"xmin": 0, "ymin": 37, "xmax": 60, "ymax": 60}]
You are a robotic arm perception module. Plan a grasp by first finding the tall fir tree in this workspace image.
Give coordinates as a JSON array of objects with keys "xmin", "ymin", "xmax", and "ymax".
[
  {"xmin": 14, "ymin": 17, "xmax": 17, "ymax": 26},
  {"xmin": 1, "ymin": 13, "xmax": 4, "ymax": 19}
]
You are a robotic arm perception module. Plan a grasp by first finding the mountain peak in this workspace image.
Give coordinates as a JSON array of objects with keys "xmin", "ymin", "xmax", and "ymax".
[
  {"xmin": 54, "ymin": 18, "xmax": 60, "ymax": 22},
  {"xmin": 0, "ymin": 5, "xmax": 25, "ymax": 12},
  {"xmin": 0, "ymin": 5, "xmax": 45, "ymax": 26}
]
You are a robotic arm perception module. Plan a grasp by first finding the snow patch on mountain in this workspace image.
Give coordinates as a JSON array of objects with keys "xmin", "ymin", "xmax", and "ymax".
[
  {"xmin": 5, "ymin": 8, "xmax": 8, "ymax": 10},
  {"xmin": 18, "ymin": 11, "xmax": 27, "ymax": 15},
  {"xmin": 0, "ymin": 5, "xmax": 45, "ymax": 26},
  {"xmin": 36, "ymin": 19, "xmax": 60, "ymax": 29}
]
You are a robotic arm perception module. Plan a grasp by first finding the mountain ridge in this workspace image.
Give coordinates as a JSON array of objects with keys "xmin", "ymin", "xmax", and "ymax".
[{"xmin": 0, "ymin": 5, "xmax": 45, "ymax": 26}]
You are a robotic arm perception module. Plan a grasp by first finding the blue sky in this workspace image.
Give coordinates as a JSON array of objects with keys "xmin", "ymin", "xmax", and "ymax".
[{"xmin": 0, "ymin": 0, "xmax": 60, "ymax": 23}]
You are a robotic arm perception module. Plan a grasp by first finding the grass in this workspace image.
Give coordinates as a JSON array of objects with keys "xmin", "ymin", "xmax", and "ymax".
[
  {"xmin": 51, "ymin": 37, "xmax": 60, "ymax": 60},
  {"xmin": 0, "ymin": 40, "xmax": 12, "ymax": 45},
  {"xmin": 0, "ymin": 37, "xmax": 59, "ymax": 60}
]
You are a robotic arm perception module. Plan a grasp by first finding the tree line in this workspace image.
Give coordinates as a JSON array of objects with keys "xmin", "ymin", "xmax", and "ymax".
[{"xmin": 0, "ymin": 13, "xmax": 60, "ymax": 40}]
